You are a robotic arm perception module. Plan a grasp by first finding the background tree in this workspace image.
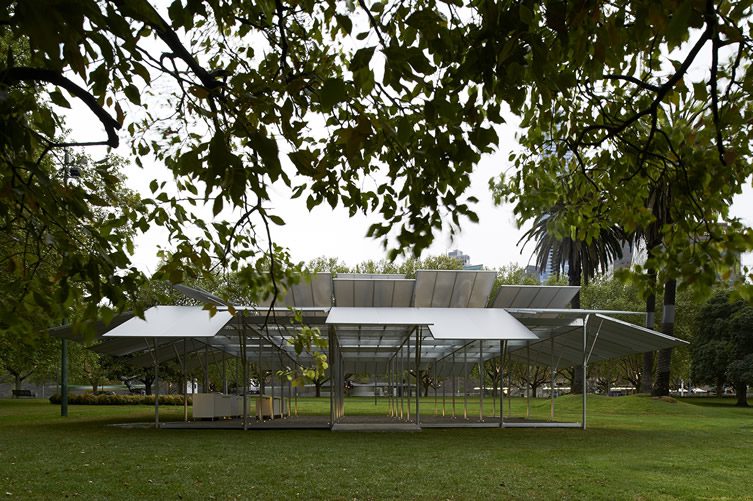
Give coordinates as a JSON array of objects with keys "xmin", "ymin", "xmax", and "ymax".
[
  {"xmin": 691, "ymin": 289, "xmax": 753, "ymax": 406},
  {"xmin": 519, "ymin": 201, "xmax": 626, "ymax": 394}
]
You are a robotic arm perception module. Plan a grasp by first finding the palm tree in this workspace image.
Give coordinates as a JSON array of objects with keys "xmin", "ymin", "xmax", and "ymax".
[
  {"xmin": 631, "ymin": 184, "xmax": 675, "ymax": 396},
  {"xmin": 520, "ymin": 205, "xmax": 627, "ymax": 394}
]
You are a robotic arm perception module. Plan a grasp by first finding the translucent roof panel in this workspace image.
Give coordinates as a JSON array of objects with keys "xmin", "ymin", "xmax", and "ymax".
[
  {"xmin": 326, "ymin": 307, "xmax": 538, "ymax": 341},
  {"xmin": 258, "ymin": 273, "xmax": 333, "ymax": 308},
  {"xmin": 508, "ymin": 313, "xmax": 688, "ymax": 367},
  {"xmin": 336, "ymin": 273, "xmax": 405, "ymax": 279},
  {"xmin": 103, "ymin": 306, "xmax": 233, "ymax": 338},
  {"xmin": 334, "ymin": 278, "xmax": 415, "ymax": 307},
  {"xmin": 413, "ymin": 270, "xmax": 497, "ymax": 307},
  {"xmin": 492, "ymin": 285, "xmax": 580, "ymax": 309}
]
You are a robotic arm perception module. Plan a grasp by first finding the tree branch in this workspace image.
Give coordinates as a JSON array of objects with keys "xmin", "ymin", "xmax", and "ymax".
[{"xmin": 0, "ymin": 66, "xmax": 121, "ymax": 148}]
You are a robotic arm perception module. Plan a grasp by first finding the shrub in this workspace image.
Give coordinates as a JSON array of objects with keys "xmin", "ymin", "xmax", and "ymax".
[{"xmin": 48, "ymin": 394, "xmax": 192, "ymax": 406}]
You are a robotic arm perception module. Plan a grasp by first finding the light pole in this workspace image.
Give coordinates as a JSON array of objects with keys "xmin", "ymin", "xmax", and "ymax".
[{"xmin": 59, "ymin": 150, "xmax": 78, "ymax": 418}]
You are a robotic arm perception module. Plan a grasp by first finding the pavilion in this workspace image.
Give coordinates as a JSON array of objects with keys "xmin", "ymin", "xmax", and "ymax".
[{"xmin": 56, "ymin": 270, "xmax": 687, "ymax": 431}]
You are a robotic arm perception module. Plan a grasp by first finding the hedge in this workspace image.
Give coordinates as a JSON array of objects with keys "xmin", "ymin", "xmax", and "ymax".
[{"xmin": 49, "ymin": 394, "xmax": 191, "ymax": 406}]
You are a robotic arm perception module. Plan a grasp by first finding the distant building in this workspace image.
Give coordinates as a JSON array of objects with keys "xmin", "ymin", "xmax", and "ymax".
[
  {"xmin": 448, "ymin": 249, "xmax": 483, "ymax": 270},
  {"xmin": 448, "ymin": 249, "xmax": 470, "ymax": 265},
  {"xmin": 612, "ymin": 242, "xmax": 634, "ymax": 271}
]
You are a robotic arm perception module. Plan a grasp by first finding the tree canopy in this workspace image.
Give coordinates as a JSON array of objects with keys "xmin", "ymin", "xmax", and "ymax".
[
  {"xmin": 2, "ymin": 0, "xmax": 753, "ymax": 336},
  {"xmin": 691, "ymin": 289, "xmax": 753, "ymax": 405}
]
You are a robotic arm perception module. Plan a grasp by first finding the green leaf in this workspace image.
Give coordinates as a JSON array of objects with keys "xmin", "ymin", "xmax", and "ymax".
[
  {"xmin": 124, "ymin": 84, "xmax": 141, "ymax": 105},
  {"xmin": 319, "ymin": 78, "xmax": 347, "ymax": 110},
  {"xmin": 49, "ymin": 90, "xmax": 71, "ymax": 108}
]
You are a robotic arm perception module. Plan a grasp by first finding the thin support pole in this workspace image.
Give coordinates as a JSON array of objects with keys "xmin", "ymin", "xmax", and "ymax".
[
  {"xmin": 203, "ymin": 344, "xmax": 209, "ymax": 393},
  {"xmin": 257, "ymin": 336, "xmax": 263, "ymax": 422},
  {"xmin": 441, "ymin": 361, "xmax": 446, "ymax": 417},
  {"xmin": 415, "ymin": 327, "xmax": 421, "ymax": 427},
  {"xmin": 550, "ymin": 336, "xmax": 555, "ymax": 421},
  {"xmin": 400, "ymin": 348, "xmax": 405, "ymax": 420},
  {"xmin": 463, "ymin": 346, "xmax": 468, "ymax": 420},
  {"xmin": 526, "ymin": 342, "xmax": 531, "ymax": 419},
  {"xmin": 500, "ymin": 340, "xmax": 505, "ymax": 428},
  {"xmin": 222, "ymin": 352, "xmax": 227, "ymax": 394},
  {"xmin": 270, "ymin": 361, "xmax": 275, "ymax": 421},
  {"xmin": 241, "ymin": 320, "xmax": 248, "ymax": 431},
  {"xmin": 183, "ymin": 338, "xmax": 188, "ymax": 422},
  {"xmin": 479, "ymin": 341, "xmax": 484, "ymax": 422},
  {"xmin": 433, "ymin": 369, "xmax": 438, "ymax": 417},
  {"xmin": 153, "ymin": 338, "xmax": 160, "ymax": 429},
  {"xmin": 451, "ymin": 353, "xmax": 456, "ymax": 419},
  {"xmin": 329, "ymin": 326, "xmax": 335, "ymax": 427},
  {"xmin": 406, "ymin": 338, "xmax": 411, "ymax": 422},
  {"xmin": 583, "ymin": 315, "xmax": 589, "ymax": 431}
]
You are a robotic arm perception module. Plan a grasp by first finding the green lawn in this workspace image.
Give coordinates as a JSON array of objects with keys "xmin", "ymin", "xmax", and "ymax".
[{"xmin": 1, "ymin": 395, "xmax": 751, "ymax": 500}]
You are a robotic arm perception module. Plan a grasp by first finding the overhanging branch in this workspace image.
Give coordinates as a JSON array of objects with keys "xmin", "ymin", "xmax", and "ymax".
[{"xmin": 0, "ymin": 66, "xmax": 121, "ymax": 148}]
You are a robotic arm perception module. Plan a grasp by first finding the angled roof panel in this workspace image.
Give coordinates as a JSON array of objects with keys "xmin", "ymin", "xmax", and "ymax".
[
  {"xmin": 334, "ymin": 278, "xmax": 415, "ymax": 307},
  {"xmin": 414, "ymin": 270, "xmax": 496, "ymax": 307},
  {"xmin": 103, "ymin": 306, "xmax": 233, "ymax": 338},
  {"xmin": 492, "ymin": 285, "xmax": 580, "ymax": 309},
  {"xmin": 258, "ymin": 273, "xmax": 333, "ymax": 308}
]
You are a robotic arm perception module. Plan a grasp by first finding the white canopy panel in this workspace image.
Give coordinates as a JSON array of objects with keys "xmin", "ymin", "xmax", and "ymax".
[
  {"xmin": 103, "ymin": 306, "xmax": 233, "ymax": 338},
  {"xmin": 413, "ymin": 270, "xmax": 497, "ymax": 308},
  {"xmin": 326, "ymin": 307, "xmax": 538, "ymax": 341},
  {"xmin": 492, "ymin": 285, "xmax": 580, "ymax": 309}
]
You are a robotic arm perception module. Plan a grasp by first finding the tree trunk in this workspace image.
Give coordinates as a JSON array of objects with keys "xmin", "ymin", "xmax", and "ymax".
[
  {"xmin": 315, "ymin": 381, "xmax": 322, "ymax": 398},
  {"xmin": 640, "ymin": 271, "xmax": 656, "ymax": 394},
  {"xmin": 716, "ymin": 381, "xmax": 724, "ymax": 397},
  {"xmin": 653, "ymin": 279, "xmax": 676, "ymax": 397},
  {"xmin": 13, "ymin": 374, "xmax": 23, "ymax": 396},
  {"xmin": 734, "ymin": 382, "xmax": 748, "ymax": 407}
]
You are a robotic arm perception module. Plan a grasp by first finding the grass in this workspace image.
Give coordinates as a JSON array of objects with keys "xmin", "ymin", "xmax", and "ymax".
[{"xmin": 0, "ymin": 395, "xmax": 751, "ymax": 500}]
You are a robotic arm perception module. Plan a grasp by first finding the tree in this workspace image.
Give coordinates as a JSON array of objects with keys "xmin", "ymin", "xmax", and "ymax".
[
  {"xmin": 518, "ymin": 203, "xmax": 626, "ymax": 394},
  {"xmin": 691, "ymin": 290, "xmax": 753, "ymax": 406},
  {"xmin": 4, "ymin": 0, "xmax": 753, "ymax": 352},
  {"xmin": 0, "ymin": 330, "xmax": 58, "ymax": 394}
]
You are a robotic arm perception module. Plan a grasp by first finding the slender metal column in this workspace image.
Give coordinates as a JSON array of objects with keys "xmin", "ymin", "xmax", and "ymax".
[
  {"xmin": 526, "ymin": 342, "xmax": 531, "ymax": 419},
  {"xmin": 550, "ymin": 336, "xmax": 555, "ymax": 421},
  {"xmin": 257, "ymin": 336, "xmax": 263, "ymax": 422},
  {"xmin": 241, "ymin": 320, "xmax": 248, "ymax": 431},
  {"xmin": 406, "ymin": 336, "xmax": 411, "ymax": 422},
  {"xmin": 203, "ymin": 344, "xmax": 209, "ymax": 393},
  {"xmin": 583, "ymin": 315, "xmax": 589, "ymax": 431},
  {"xmin": 270, "ymin": 361, "xmax": 275, "ymax": 421},
  {"xmin": 183, "ymin": 338, "xmax": 188, "ymax": 422},
  {"xmin": 479, "ymin": 341, "xmax": 484, "ymax": 422},
  {"xmin": 222, "ymin": 353, "xmax": 227, "ymax": 394},
  {"xmin": 400, "ymin": 347, "xmax": 405, "ymax": 420},
  {"xmin": 433, "ymin": 367, "xmax": 438, "ymax": 417},
  {"xmin": 451, "ymin": 353, "xmax": 456, "ymax": 419},
  {"xmin": 415, "ymin": 327, "xmax": 421, "ymax": 427},
  {"xmin": 441, "ymin": 361, "xmax": 446, "ymax": 417},
  {"xmin": 500, "ymin": 340, "xmax": 505, "ymax": 428},
  {"xmin": 153, "ymin": 338, "xmax": 160, "ymax": 429},
  {"xmin": 329, "ymin": 326, "xmax": 335, "ymax": 427},
  {"xmin": 463, "ymin": 346, "xmax": 468, "ymax": 420}
]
